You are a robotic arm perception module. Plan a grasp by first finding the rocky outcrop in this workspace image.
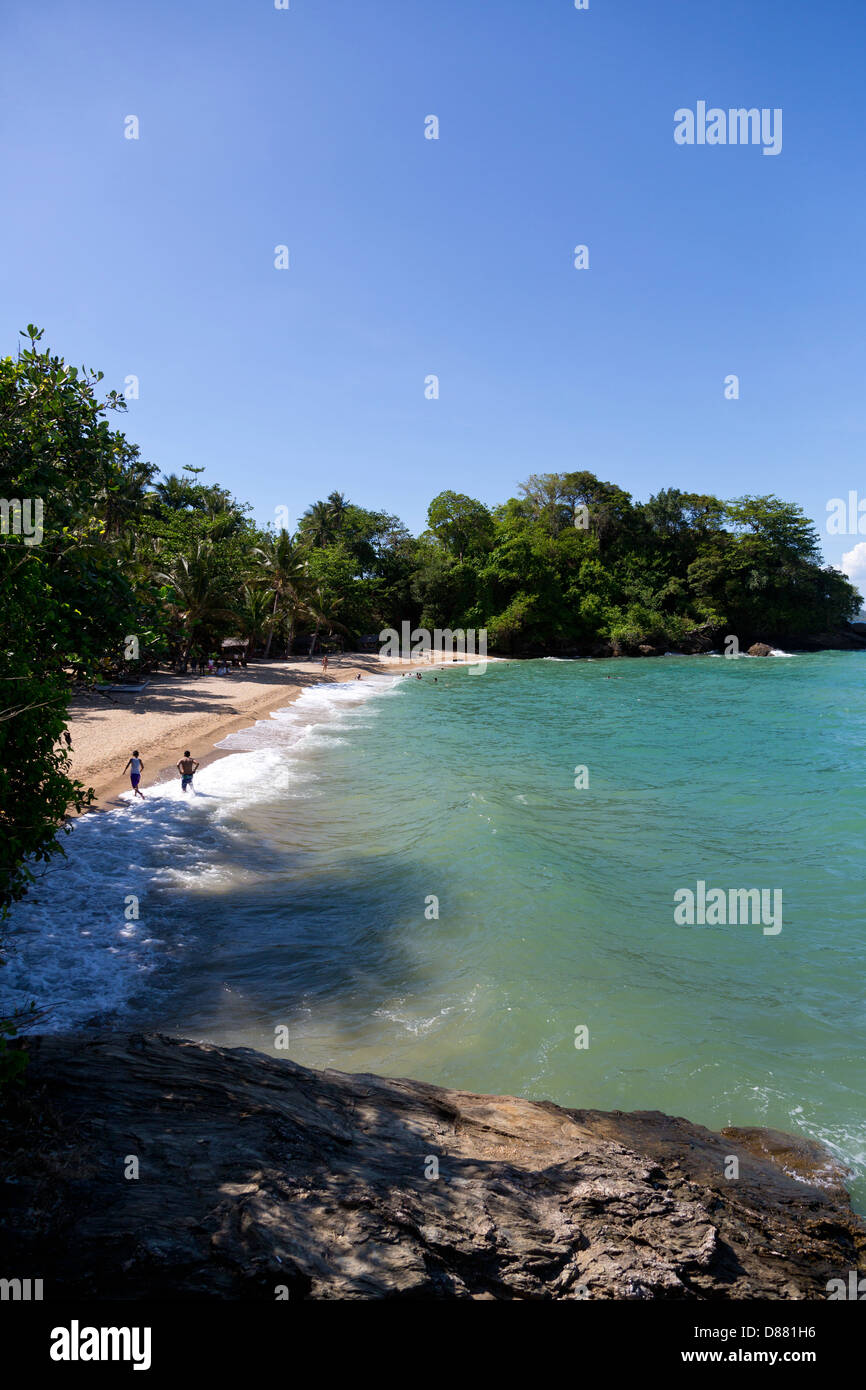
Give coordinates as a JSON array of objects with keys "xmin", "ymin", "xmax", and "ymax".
[
  {"xmin": 515, "ymin": 623, "xmax": 866, "ymax": 660},
  {"xmin": 680, "ymin": 622, "xmax": 720, "ymax": 653},
  {"xmin": 1, "ymin": 1033, "xmax": 862, "ymax": 1300},
  {"xmin": 747, "ymin": 642, "xmax": 774, "ymax": 656},
  {"xmin": 780, "ymin": 626, "xmax": 866, "ymax": 652}
]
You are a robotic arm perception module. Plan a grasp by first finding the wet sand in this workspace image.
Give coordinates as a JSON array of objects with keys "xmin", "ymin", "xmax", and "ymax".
[{"xmin": 66, "ymin": 652, "xmax": 485, "ymax": 810}]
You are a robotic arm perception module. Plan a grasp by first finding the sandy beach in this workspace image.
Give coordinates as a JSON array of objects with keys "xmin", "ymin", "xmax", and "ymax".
[{"xmin": 66, "ymin": 652, "xmax": 485, "ymax": 810}]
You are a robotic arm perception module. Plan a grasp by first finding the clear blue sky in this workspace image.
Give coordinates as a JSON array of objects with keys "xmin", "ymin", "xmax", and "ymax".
[{"xmin": 2, "ymin": 0, "xmax": 865, "ymax": 582}]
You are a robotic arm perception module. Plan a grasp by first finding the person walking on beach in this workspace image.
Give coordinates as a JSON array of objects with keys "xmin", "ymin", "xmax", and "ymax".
[
  {"xmin": 177, "ymin": 751, "xmax": 199, "ymax": 793},
  {"xmin": 322, "ymin": 653, "xmax": 328, "ymax": 673},
  {"xmin": 123, "ymin": 750, "xmax": 145, "ymax": 799}
]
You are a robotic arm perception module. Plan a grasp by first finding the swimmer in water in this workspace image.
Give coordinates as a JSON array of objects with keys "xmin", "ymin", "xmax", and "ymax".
[{"xmin": 177, "ymin": 750, "xmax": 199, "ymax": 793}]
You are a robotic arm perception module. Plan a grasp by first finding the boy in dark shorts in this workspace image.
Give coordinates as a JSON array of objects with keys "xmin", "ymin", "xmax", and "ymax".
[{"xmin": 177, "ymin": 751, "xmax": 199, "ymax": 792}]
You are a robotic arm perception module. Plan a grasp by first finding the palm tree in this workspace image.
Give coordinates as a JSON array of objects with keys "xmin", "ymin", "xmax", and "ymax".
[
  {"xmin": 233, "ymin": 584, "xmax": 274, "ymax": 655},
  {"xmin": 200, "ymin": 484, "xmax": 234, "ymax": 518},
  {"xmin": 111, "ymin": 527, "xmax": 158, "ymax": 590},
  {"xmin": 156, "ymin": 543, "xmax": 236, "ymax": 664},
  {"xmin": 326, "ymin": 491, "xmax": 350, "ymax": 530},
  {"xmin": 271, "ymin": 588, "xmax": 311, "ymax": 658},
  {"xmin": 253, "ymin": 529, "xmax": 309, "ymax": 657},
  {"xmin": 102, "ymin": 458, "xmax": 159, "ymax": 536},
  {"xmin": 306, "ymin": 586, "xmax": 349, "ymax": 657},
  {"xmin": 155, "ymin": 473, "xmax": 194, "ymax": 511},
  {"xmin": 299, "ymin": 499, "xmax": 337, "ymax": 548}
]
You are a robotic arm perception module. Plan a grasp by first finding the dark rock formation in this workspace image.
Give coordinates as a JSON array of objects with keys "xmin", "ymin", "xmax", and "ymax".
[
  {"xmin": 511, "ymin": 622, "xmax": 866, "ymax": 660},
  {"xmin": 781, "ymin": 626, "xmax": 866, "ymax": 652},
  {"xmin": 680, "ymin": 622, "xmax": 720, "ymax": 653},
  {"xmin": 747, "ymin": 642, "xmax": 773, "ymax": 657},
  {"xmin": 1, "ymin": 1033, "xmax": 862, "ymax": 1300}
]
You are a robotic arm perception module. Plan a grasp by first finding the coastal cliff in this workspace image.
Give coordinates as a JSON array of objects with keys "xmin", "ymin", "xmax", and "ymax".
[{"xmin": 2, "ymin": 1033, "xmax": 863, "ymax": 1300}]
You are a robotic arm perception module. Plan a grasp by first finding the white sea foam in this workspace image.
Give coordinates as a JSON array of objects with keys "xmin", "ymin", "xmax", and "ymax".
[
  {"xmin": 0, "ymin": 676, "xmax": 400, "ymax": 1031},
  {"xmin": 215, "ymin": 673, "xmax": 397, "ymax": 752},
  {"xmin": 739, "ymin": 647, "xmax": 796, "ymax": 658}
]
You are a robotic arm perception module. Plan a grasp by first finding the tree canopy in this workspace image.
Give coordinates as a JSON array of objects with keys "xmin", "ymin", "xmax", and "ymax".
[{"xmin": 1, "ymin": 327, "xmax": 861, "ymax": 917}]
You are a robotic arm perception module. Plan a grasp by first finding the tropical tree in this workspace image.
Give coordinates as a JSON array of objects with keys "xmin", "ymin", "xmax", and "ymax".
[
  {"xmin": 156, "ymin": 542, "xmax": 236, "ymax": 663},
  {"xmin": 326, "ymin": 490, "xmax": 350, "ymax": 529},
  {"xmin": 233, "ymin": 583, "xmax": 275, "ymax": 654},
  {"xmin": 154, "ymin": 473, "xmax": 196, "ymax": 512},
  {"xmin": 299, "ymin": 499, "xmax": 337, "ymax": 548},
  {"xmin": 306, "ymin": 586, "xmax": 349, "ymax": 656},
  {"xmin": 426, "ymin": 491, "xmax": 495, "ymax": 560},
  {"xmin": 254, "ymin": 529, "xmax": 310, "ymax": 656},
  {"xmin": 0, "ymin": 326, "xmax": 142, "ymax": 914},
  {"xmin": 100, "ymin": 457, "xmax": 159, "ymax": 536}
]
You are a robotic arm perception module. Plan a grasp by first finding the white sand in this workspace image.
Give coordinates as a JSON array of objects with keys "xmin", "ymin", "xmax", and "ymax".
[{"xmin": 66, "ymin": 652, "xmax": 488, "ymax": 809}]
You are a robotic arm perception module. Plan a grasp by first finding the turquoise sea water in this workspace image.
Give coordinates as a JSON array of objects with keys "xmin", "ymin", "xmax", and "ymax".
[{"xmin": 3, "ymin": 652, "xmax": 864, "ymax": 1207}]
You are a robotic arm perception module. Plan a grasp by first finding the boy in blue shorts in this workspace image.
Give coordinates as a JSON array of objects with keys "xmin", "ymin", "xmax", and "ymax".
[{"xmin": 177, "ymin": 751, "xmax": 199, "ymax": 793}]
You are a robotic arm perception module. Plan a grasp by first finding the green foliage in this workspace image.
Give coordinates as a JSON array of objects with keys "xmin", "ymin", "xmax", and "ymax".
[
  {"xmin": 0, "ymin": 329, "xmax": 143, "ymax": 914},
  {"xmin": 254, "ymin": 529, "xmax": 311, "ymax": 655},
  {"xmin": 1, "ymin": 329, "xmax": 861, "ymax": 966},
  {"xmin": 426, "ymin": 491, "xmax": 495, "ymax": 560},
  {"xmin": 409, "ymin": 474, "xmax": 860, "ymax": 655},
  {"xmin": 155, "ymin": 543, "xmax": 241, "ymax": 661}
]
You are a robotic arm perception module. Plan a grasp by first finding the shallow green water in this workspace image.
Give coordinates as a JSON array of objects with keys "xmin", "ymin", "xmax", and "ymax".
[
  {"xmin": 5, "ymin": 650, "xmax": 863, "ymax": 1206},
  {"xmin": 151, "ymin": 651, "xmax": 866, "ymax": 1206}
]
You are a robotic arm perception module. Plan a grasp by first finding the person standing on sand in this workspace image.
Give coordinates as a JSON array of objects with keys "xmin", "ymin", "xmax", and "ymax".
[
  {"xmin": 123, "ymin": 751, "xmax": 145, "ymax": 799},
  {"xmin": 176, "ymin": 751, "xmax": 199, "ymax": 793},
  {"xmin": 322, "ymin": 654, "xmax": 328, "ymax": 672}
]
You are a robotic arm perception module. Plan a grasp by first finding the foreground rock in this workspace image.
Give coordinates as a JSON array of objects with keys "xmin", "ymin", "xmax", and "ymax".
[{"xmin": 1, "ymin": 1034, "xmax": 863, "ymax": 1299}]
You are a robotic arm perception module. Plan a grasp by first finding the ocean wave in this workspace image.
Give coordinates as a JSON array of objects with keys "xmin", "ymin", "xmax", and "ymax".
[
  {"xmin": 215, "ymin": 673, "xmax": 398, "ymax": 751},
  {"xmin": 0, "ymin": 676, "xmax": 400, "ymax": 1031}
]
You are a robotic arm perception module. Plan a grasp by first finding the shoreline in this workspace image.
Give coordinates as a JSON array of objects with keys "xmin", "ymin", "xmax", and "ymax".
[
  {"xmin": 67, "ymin": 652, "xmax": 496, "ymax": 812},
  {"xmin": 64, "ymin": 643, "xmax": 838, "ymax": 815},
  {"xmin": 8, "ymin": 651, "xmax": 861, "ymax": 1245}
]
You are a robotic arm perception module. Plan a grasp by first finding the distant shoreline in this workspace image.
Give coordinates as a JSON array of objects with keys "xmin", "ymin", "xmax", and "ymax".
[
  {"xmin": 63, "ymin": 638, "xmax": 860, "ymax": 815},
  {"xmin": 65, "ymin": 652, "xmax": 496, "ymax": 813}
]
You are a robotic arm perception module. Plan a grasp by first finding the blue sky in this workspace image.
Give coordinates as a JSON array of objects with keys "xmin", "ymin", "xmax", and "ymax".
[{"xmin": 2, "ymin": 0, "xmax": 865, "ymax": 583}]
